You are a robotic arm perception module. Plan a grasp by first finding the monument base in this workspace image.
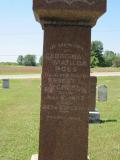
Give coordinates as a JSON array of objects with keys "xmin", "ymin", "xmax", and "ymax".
[
  {"xmin": 89, "ymin": 110, "xmax": 100, "ymax": 123},
  {"xmin": 31, "ymin": 154, "xmax": 90, "ymax": 160},
  {"xmin": 31, "ymin": 154, "xmax": 38, "ymax": 160}
]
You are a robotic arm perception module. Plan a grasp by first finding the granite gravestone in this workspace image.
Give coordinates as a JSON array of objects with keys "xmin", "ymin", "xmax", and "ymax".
[
  {"xmin": 33, "ymin": 0, "xmax": 106, "ymax": 160},
  {"xmin": 2, "ymin": 79, "xmax": 9, "ymax": 89},
  {"xmin": 98, "ymin": 84, "xmax": 107, "ymax": 102}
]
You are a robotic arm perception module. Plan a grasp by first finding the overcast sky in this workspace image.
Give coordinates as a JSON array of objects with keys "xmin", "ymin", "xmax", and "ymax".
[{"xmin": 0, "ymin": 0, "xmax": 120, "ymax": 62}]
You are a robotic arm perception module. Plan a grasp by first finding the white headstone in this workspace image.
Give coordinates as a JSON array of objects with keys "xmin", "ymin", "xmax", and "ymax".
[{"xmin": 98, "ymin": 85, "xmax": 107, "ymax": 101}]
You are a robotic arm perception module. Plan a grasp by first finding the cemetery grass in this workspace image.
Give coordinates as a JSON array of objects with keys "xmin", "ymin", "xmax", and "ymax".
[
  {"xmin": 0, "ymin": 77, "xmax": 120, "ymax": 160},
  {"xmin": 89, "ymin": 76, "xmax": 120, "ymax": 160},
  {"xmin": 0, "ymin": 66, "xmax": 41, "ymax": 75},
  {"xmin": 0, "ymin": 79, "xmax": 40, "ymax": 160},
  {"xmin": 91, "ymin": 67, "xmax": 120, "ymax": 73}
]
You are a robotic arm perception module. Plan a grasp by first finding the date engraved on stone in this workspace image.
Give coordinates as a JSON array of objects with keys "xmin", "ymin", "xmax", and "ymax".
[{"xmin": 45, "ymin": 0, "xmax": 95, "ymax": 5}]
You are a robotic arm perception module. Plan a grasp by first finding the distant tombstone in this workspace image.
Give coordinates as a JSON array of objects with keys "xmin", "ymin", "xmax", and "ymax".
[
  {"xmin": 98, "ymin": 85, "xmax": 107, "ymax": 101},
  {"xmin": 2, "ymin": 79, "xmax": 9, "ymax": 89}
]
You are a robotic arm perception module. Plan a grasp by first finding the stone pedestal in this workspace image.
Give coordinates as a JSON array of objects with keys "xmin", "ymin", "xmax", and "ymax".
[
  {"xmin": 89, "ymin": 76, "xmax": 97, "ymax": 111},
  {"xmin": 89, "ymin": 110, "xmax": 100, "ymax": 123},
  {"xmin": 31, "ymin": 154, "xmax": 38, "ymax": 160},
  {"xmin": 33, "ymin": 1, "xmax": 106, "ymax": 160},
  {"xmin": 31, "ymin": 154, "xmax": 90, "ymax": 160},
  {"xmin": 89, "ymin": 76, "xmax": 100, "ymax": 122}
]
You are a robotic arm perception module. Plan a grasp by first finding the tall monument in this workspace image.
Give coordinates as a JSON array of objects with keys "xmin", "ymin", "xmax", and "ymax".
[{"xmin": 33, "ymin": 0, "xmax": 106, "ymax": 160}]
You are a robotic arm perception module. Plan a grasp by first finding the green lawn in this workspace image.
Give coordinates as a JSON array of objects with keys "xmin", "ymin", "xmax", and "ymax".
[
  {"xmin": 0, "ymin": 79, "xmax": 40, "ymax": 160},
  {"xmin": 89, "ymin": 76, "xmax": 120, "ymax": 160},
  {"xmin": 0, "ymin": 77, "xmax": 120, "ymax": 160},
  {"xmin": 91, "ymin": 67, "xmax": 120, "ymax": 73}
]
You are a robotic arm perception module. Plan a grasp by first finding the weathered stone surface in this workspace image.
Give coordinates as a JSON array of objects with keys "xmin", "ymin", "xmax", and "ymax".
[
  {"xmin": 39, "ymin": 26, "xmax": 90, "ymax": 160},
  {"xmin": 33, "ymin": 0, "xmax": 106, "ymax": 26},
  {"xmin": 89, "ymin": 76, "xmax": 97, "ymax": 111}
]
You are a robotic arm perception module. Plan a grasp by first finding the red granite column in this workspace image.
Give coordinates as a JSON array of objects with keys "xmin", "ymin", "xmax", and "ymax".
[
  {"xmin": 33, "ymin": 0, "xmax": 107, "ymax": 160},
  {"xmin": 40, "ymin": 25, "xmax": 91, "ymax": 160}
]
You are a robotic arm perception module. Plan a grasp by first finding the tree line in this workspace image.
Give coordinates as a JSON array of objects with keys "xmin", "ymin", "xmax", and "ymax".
[
  {"xmin": 91, "ymin": 41, "xmax": 120, "ymax": 68},
  {"xmin": 17, "ymin": 40, "xmax": 120, "ymax": 67},
  {"xmin": 17, "ymin": 55, "xmax": 36, "ymax": 66}
]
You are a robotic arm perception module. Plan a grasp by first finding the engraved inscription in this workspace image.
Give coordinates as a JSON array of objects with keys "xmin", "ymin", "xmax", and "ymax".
[
  {"xmin": 44, "ymin": 43, "xmax": 88, "ymax": 73},
  {"xmin": 45, "ymin": 0, "xmax": 95, "ymax": 5},
  {"xmin": 42, "ymin": 42, "xmax": 89, "ymax": 118}
]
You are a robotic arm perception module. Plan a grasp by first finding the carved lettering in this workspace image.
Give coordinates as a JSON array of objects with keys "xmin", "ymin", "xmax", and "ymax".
[{"xmin": 42, "ymin": 42, "xmax": 89, "ymax": 114}]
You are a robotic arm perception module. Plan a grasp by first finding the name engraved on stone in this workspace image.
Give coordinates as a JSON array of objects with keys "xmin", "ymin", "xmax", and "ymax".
[
  {"xmin": 45, "ymin": 0, "xmax": 95, "ymax": 6},
  {"xmin": 55, "ymin": 66, "xmax": 77, "ymax": 73},
  {"xmin": 53, "ymin": 59, "xmax": 87, "ymax": 67},
  {"xmin": 45, "ymin": 54, "xmax": 85, "ymax": 60},
  {"xmin": 45, "ymin": 43, "xmax": 88, "ymax": 73}
]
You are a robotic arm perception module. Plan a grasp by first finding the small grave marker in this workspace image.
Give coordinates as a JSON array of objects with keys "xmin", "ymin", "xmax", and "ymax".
[
  {"xmin": 2, "ymin": 79, "xmax": 9, "ymax": 89},
  {"xmin": 98, "ymin": 85, "xmax": 107, "ymax": 102}
]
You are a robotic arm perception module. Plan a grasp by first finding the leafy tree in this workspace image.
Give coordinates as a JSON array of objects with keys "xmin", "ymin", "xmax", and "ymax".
[
  {"xmin": 91, "ymin": 50, "xmax": 99, "ymax": 67},
  {"xmin": 103, "ymin": 50, "xmax": 116, "ymax": 67},
  {"xmin": 39, "ymin": 55, "xmax": 43, "ymax": 66},
  {"xmin": 23, "ymin": 55, "xmax": 36, "ymax": 66},
  {"xmin": 112, "ymin": 54, "xmax": 120, "ymax": 67},
  {"xmin": 91, "ymin": 41, "xmax": 105, "ymax": 67},
  {"xmin": 17, "ymin": 55, "xmax": 24, "ymax": 65}
]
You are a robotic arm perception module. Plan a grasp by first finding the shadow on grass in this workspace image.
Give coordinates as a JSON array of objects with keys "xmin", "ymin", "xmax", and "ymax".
[
  {"xmin": 89, "ymin": 119, "xmax": 117, "ymax": 124},
  {"xmin": 99, "ymin": 119, "xmax": 117, "ymax": 123}
]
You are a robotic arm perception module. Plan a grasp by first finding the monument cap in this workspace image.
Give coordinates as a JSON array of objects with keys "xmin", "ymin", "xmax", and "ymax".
[{"xmin": 33, "ymin": 0, "xmax": 106, "ymax": 27}]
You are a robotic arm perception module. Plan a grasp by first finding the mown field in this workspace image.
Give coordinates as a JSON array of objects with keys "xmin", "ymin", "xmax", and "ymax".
[
  {"xmin": 91, "ymin": 67, "xmax": 120, "ymax": 73},
  {"xmin": 0, "ymin": 66, "xmax": 120, "ymax": 75},
  {"xmin": 0, "ymin": 66, "xmax": 41, "ymax": 75},
  {"xmin": 0, "ymin": 77, "xmax": 120, "ymax": 160}
]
